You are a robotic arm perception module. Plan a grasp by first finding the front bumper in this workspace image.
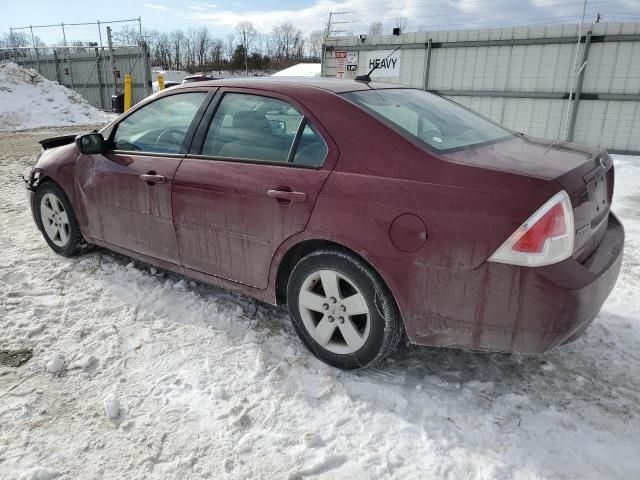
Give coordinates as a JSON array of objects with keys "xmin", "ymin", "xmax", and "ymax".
[
  {"xmin": 403, "ymin": 212, "xmax": 624, "ymax": 353},
  {"xmin": 26, "ymin": 184, "xmax": 41, "ymax": 232}
]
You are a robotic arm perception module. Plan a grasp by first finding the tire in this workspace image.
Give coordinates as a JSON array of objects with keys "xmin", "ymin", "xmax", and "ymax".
[
  {"xmin": 35, "ymin": 181, "xmax": 83, "ymax": 257},
  {"xmin": 287, "ymin": 248, "xmax": 403, "ymax": 369}
]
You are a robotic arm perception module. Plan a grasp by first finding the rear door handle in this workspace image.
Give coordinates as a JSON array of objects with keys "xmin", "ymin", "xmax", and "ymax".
[
  {"xmin": 140, "ymin": 173, "xmax": 165, "ymax": 184},
  {"xmin": 267, "ymin": 189, "xmax": 307, "ymax": 203}
]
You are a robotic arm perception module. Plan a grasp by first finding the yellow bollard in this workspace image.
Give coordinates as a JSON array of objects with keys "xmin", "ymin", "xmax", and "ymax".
[
  {"xmin": 157, "ymin": 74, "xmax": 165, "ymax": 91},
  {"xmin": 124, "ymin": 74, "xmax": 132, "ymax": 111}
]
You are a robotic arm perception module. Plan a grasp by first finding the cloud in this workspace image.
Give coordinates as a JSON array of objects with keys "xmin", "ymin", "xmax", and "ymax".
[
  {"xmin": 144, "ymin": 3, "xmax": 170, "ymax": 11},
  {"xmin": 188, "ymin": 2, "xmax": 217, "ymax": 11},
  {"xmin": 190, "ymin": 0, "xmax": 640, "ymax": 34}
]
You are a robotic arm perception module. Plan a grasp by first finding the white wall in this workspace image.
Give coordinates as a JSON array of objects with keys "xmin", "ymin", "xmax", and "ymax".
[{"xmin": 324, "ymin": 22, "xmax": 640, "ymax": 153}]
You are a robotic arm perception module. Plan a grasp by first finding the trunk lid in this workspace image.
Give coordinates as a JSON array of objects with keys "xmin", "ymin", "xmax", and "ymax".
[{"xmin": 442, "ymin": 134, "xmax": 613, "ymax": 261}]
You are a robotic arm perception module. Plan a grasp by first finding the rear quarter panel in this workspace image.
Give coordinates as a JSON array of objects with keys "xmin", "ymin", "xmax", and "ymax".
[{"xmin": 282, "ymin": 91, "xmax": 560, "ymax": 341}]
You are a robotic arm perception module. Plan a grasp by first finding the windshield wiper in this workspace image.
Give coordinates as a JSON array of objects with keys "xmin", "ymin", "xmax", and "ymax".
[{"xmin": 355, "ymin": 46, "xmax": 401, "ymax": 83}]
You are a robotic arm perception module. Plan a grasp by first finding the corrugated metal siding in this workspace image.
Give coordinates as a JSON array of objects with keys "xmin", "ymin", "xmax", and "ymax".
[{"xmin": 323, "ymin": 22, "xmax": 640, "ymax": 153}]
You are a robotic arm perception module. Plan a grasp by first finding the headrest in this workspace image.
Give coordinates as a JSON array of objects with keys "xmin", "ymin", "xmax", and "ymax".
[{"xmin": 232, "ymin": 111, "xmax": 271, "ymax": 136}]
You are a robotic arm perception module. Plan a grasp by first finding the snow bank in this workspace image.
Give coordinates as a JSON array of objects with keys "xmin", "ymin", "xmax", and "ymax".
[
  {"xmin": 0, "ymin": 62, "xmax": 113, "ymax": 131},
  {"xmin": 272, "ymin": 63, "xmax": 321, "ymax": 77}
]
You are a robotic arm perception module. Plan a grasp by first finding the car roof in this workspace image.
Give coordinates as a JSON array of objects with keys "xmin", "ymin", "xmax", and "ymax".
[{"xmin": 173, "ymin": 77, "xmax": 410, "ymax": 94}]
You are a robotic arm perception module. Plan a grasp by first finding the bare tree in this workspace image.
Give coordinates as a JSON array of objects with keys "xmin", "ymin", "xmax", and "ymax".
[
  {"xmin": 210, "ymin": 38, "xmax": 224, "ymax": 73},
  {"xmin": 368, "ymin": 22, "xmax": 383, "ymax": 36},
  {"xmin": 113, "ymin": 25, "xmax": 140, "ymax": 46},
  {"xmin": 235, "ymin": 21, "xmax": 257, "ymax": 75},
  {"xmin": 224, "ymin": 33, "xmax": 236, "ymax": 62},
  {"xmin": 306, "ymin": 29, "xmax": 324, "ymax": 60},
  {"xmin": 235, "ymin": 21, "xmax": 257, "ymax": 53},
  {"xmin": 169, "ymin": 29, "xmax": 185, "ymax": 70},
  {"xmin": 146, "ymin": 30, "xmax": 173, "ymax": 68},
  {"xmin": 184, "ymin": 28, "xmax": 198, "ymax": 71},
  {"xmin": 0, "ymin": 31, "xmax": 29, "ymax": 52},
  {"xmin": 271, "ymin": 22, "xmax": 304, "ymax": 64},
  {"xmin": 195, "ymin": 27, "xmax": 210, "ymax": 68}
]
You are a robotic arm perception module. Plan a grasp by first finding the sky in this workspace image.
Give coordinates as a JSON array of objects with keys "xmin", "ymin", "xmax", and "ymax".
[{"xmin": 2, "ymin": 0, "xmax": 640, "ymax": 44}]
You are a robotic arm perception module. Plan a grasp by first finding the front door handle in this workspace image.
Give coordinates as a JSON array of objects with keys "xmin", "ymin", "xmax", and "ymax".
[
  {"xmin": 140, "ymin": 173, "xmax": 165, "ymax": 185},
  {"xmin": 267, "ymin": 189, "xmax": 307, "ymax": 203}
]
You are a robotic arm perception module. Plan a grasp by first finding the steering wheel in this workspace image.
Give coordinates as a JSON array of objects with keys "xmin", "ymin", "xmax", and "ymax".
[{"xmin": 155, "ymin": 128, "xmax": 185, "ymax": 150}]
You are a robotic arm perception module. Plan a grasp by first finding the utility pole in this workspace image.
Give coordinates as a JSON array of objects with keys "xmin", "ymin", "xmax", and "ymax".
[
  {"xmin": 562, "ymin": 0, "xmax": 588, "ymax": 141},
  {"xmin": 243, "ymin": 30, "xmax": 248, "ymax": 76},
  {"xmin": 321, "ymin": 12, "xmax": 333, "ymax": 77},
  {"xmin": 107, "ymin": 26, "xmax": 117, "ymax": 95}
]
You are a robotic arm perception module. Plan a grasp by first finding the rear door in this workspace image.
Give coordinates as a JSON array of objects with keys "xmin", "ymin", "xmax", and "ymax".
[
  {"xmin": 172, "ymin": 89, "xmax": 337, "ymax": 288},
  {"xmin": 77, "ymin": 90, "xmax": 211, "ymax": 262}
]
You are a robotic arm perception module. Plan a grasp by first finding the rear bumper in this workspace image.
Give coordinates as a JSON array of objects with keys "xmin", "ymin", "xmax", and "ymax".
[{"xmin": 403, "ymin": 212, "xmax": 624, "ymax": 353}]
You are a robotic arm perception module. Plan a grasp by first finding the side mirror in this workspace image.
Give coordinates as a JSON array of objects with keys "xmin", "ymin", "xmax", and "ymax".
[{"xmin": 75, "ymin": 133, "xmax": 105, "ymax": 155}]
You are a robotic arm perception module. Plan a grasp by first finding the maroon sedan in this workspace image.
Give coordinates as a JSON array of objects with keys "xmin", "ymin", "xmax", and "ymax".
[{"xmin": 26, "ymin": 78, "xmax": 624, "ymax": 369}]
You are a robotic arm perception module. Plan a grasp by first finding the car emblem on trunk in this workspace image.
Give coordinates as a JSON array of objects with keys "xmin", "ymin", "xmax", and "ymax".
[{"xmin": 600, "ymin": 156, "xmax": 610, "ymax": 169}]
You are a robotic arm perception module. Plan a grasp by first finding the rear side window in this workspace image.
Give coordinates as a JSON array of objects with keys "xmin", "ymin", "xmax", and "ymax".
[
  {"xmin": 201, "ymin": 93, "xmax": 327, "ymax": 167},
  {"xmin": 112, "ymin": 92, "xmax": 206, "ymax": 154},
  {"xmin": 343, "ymin": 89, "xmax": 513, "ymax": 153},
  {"xmin": 293, "ymin": 123, "xmax": 328, "ymax": 167}
]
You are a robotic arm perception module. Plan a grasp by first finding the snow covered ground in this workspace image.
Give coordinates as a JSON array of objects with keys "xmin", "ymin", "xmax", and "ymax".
[
  {"xmin": 0, "ymin": 63, "xmax": 114, "ymax": 132},
  {"xmin": 1, "ymin": 126, "xmax": 639, "ymax": 479}
]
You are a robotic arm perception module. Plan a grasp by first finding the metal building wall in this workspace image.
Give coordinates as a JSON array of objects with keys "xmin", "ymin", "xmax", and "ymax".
[
  {"xmin": 323, "ymin": 22, "xmax": 640, "ymax": 154},
  {"xmin": 1, "ymin": 46, "xmax": 152, "ymax": 111}
]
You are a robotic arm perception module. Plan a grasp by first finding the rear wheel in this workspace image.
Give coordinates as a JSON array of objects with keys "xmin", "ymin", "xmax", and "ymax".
[
  {"xmin": 287, "ymin": 248, "xmax": 403, "ymax": 369},
  {"xmin": 35, "ymin": 182, "xmax": 83, "ymax": 257}
]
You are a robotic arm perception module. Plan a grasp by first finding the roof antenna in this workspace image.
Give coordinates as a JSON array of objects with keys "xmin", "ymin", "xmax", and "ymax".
[{"xmin": 355, "ymin": 46, "xmax": 401, "ymax": 83}]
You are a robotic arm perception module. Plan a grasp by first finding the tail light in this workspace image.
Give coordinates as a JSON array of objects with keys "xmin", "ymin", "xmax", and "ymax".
[{"xmin": 489, "ymin": 190, "xmax": 574, "ymax": 267}]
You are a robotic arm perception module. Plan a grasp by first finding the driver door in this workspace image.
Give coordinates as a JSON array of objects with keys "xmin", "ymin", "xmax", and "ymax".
[{"xmin": 76, "ymin": 91, "xmax": 210, "ymax": 263}]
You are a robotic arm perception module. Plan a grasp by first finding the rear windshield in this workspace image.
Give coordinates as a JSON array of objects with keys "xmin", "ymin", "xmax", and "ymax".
[{"xmin": 342, "ymin": 89, "xmax": 514, "ymax": 153}]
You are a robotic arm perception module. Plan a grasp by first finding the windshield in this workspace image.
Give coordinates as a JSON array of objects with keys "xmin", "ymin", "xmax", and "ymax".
[{"xmin": 343, "ymin": 89, "xmax": 514, "ymax": 152}]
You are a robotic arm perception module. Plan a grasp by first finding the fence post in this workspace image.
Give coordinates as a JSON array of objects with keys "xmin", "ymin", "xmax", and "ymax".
[
  {"xmin": 424, "ymin": 38, "xmax": 432, "ymax": 90},
  {"xmin": 157, "ymin": 74, "xmax": 165, "ymax": 91},
  {"xmin": 95, "ymin": 46, "xmax": 105, "ymax": 110},
  {"xmin": 107, "ymin": 26, "xmax": 117, "ymax": 95},
  {"xmin": 52, "ymin": 50, "xmax": 62, "ymax": 84},
  {"xmin": 567, "ymin": 30, "xmax": 592, "ymax": 143},
  {"xmin": 29, "ymin": 26, "xmax": 40, "ymax": 72}
]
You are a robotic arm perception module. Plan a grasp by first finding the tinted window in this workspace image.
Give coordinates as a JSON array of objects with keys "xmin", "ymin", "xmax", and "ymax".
[
  {"xmin": 293, "ymin": 123, "xmax": 328, "ymax": 167},
  {"xmin": 112, "ymin": 93, "xmax": 206, "ymax": 153},
  {"xmin": 343, "ymin": 89, "xmax": 513, "ymax": 152},
  {"xmin": 202, "ymin": 93, "xmax": 303, "ymax": 163}
]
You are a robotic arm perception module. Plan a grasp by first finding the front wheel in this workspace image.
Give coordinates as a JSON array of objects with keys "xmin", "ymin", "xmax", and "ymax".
[
  {"xmin": 287, "ymin": 248, "xmax": 403, "ymax": 369},
  {"xmin": 35, "ymin": 182, "xmax": 83, "ymax": 257}
]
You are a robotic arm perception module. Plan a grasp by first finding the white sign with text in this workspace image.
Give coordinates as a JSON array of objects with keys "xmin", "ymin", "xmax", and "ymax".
[{"xmin": 367, "ymin": 50, "xmax": 401, "ymax": 78}]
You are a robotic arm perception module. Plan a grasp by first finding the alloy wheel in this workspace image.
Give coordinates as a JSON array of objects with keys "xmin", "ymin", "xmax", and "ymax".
[
  {"xmin": 298, "ymin": 269, "xmax": 371, "ymax": 355},
  {"xmin": 40, "ymin": 192, "xmax": 70, "ymax": 248}
]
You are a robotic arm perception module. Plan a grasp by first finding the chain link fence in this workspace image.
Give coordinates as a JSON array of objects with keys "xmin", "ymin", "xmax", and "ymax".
[{"xmin": 1, "ymin": 45, "xmax": 152, "ymax": 111}]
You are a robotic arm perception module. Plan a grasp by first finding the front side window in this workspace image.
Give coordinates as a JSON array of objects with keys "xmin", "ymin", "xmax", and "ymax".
[
  {"xmin": 112, "ymin": 92, "xmax": 207, "ymax": 154},
  {"xmin": 343, "ymin": 89, "xmax": 514, "ymax": 153},
  {"xmin": 202, "ymin": 93, "xmax": 305, "ymax": 163}
]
